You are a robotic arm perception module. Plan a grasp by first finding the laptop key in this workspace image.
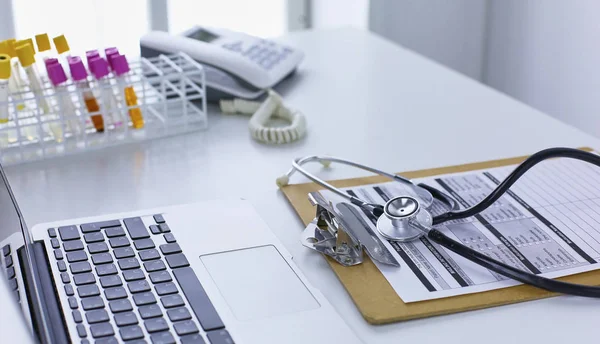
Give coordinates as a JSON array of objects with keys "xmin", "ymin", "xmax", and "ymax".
[
  {"xmin": 105, "ymin": 227, "xmax": 126, "ymax": 238},
  {"xmin": 63, "ymin": 240, "xmax": 84, "ymax": 252},
  {"xmin": 64, "ymin": 284, "xmax": 75, "ymax": 296},
  {"xmin": 150, "ymin": 271, "xmax": 172, "ymax": 284},
  {"xmin": 134, "ymin": 239, "xmax": 155, "ymax": 250},
  {"xmin": 180, "ymin": 334, "xmax": 206, "ymax": 344},
  {"xmin": 123, "ymin": 269, "xmax": 145, "ymax": 282},
  {"xmin": 81, "ymin": 340, "xmax": 90, "ymax": 344},
  {"xmin": 96, "ymin": 263, "xmax": 118, "ymax": 276},
  {"xmin": 90, "ymin": 322, "xmax": 114, "ymax": 338},
  {"xmin": 149, "ymin": 225, "xmax": 161, "ymax": 235},
  {"xmin": 109, "ymin": 237, "xmax": 130, "ymax": 248},
  {"xmin": 154, "ymin": 282, "xmax": 178, "ymax": 296},
  {"xmin": 159, "ymin": 243, "xmax": 181, "ymax": 255},
  {"xmin": 81, "ymin": 220, "xmax": 121, "ymax": 233},
  {"xmin": 100, "ymin": 275, "xmax": 123, "ymax": 288},
  {"xmin": 73, "ymin": 273, "xmax": 96, "ymax": 286},
  {"xmin": 78, "ymin": 284, "xmax": 100, "ymax": 298},
  {"xmin": 118, "ymin": 258, "xmax": 140, "ymax": 270},
  {"xmin": 133, "ymin": 292, "xmax": 157, "ymax": 306},
  {"xmin": 173, "ymin": 267, "xmax": 224, "ymax": 330},
  {"xmin": 144, "ymin": 317, "xmax": 169, "ymax": 333},
  {"xmin": 163, "ymin": 233, "xmax": 176, "ymax": 243},
  {"xmin": 144, "ymin": 260, "xmax": 166, "ymax": 273},
  {"xmin": 128, "ymin": 280, "xmax": 151, "ymax": 293},
  {"xmin": 167, "ymin": 307, "xmax": 191, "ymax": 322},
  {"xmin": 76, "ymin": 324, "xmax": 87, "ymax": 338},
  {"xmin": 84, "ymin": 232, "xmax": 105, "ymax": 243},
  {"xmin": 158, "ymin": 224, "xmax": 171, "ymax": 233},
  {"xmin": 86, "ymin": 309, "xmax": 109, "ymax": 324},
  {"xmin": 51, "ymin": 238, "xmax": 60, "ymax": 249},
  {"xmin": 138, "ymin": 304, "xmax": 162, "ymax": 319},
  {"xmin": 70, "ymin": 262, "xmax": 92, "ymax": 274},
  {"xmin": 139, "ymin": 249, "xmax": 160, "ymax": 261},
  {"xmin": 161, "ymin": 294, "xmax": 184, "ymax": 308},
  {"xmin": 174, "ymin": 320, "xmax": 199, "ymax": 336},
  {"xmin": 120, "ymin": 325, "xmax": 144, "ymax": 341},
  {"xmin": 4, "ymin": 255, "xmax": 12, "ymax": 268},
  {"xmin": 104, "ymin": 286, "xmax": 127, "ymax": 300},
  {"xmin": 114, "ymin": 312, "xmax": 138, "ymax": 326},
  {"xmin": 92, "ymin": 253, "xmax": 113, "ymax": 265},
  {"xmin": 48, "ymin": 228, "xmax": 57, "ymax": 238},
  {"xmin": 109, "ymin": 299, "xmax": 133, "ymax": 313},
  {"xmin": 88, "ymin": 242, "xmax": 109, "ymax": 254},
  {"xmin": 95, "ymin": 336, "xmax": 118, "ymax": 344},
  {"xmin": 2, "ymin": 245, "xmax": 9, "ymax": 256},
  {"xmin": 165, "ymin": 254, "xmax": 189, "ymax": 269},
  {"xmin": 153, "ymin": 214, "xmax": 165, "ymax": 223},
  {"xmin": 8, "ymin": 278, "xmax": 17, "ymax": 290},
  {"xmin": 59, "ymin": 225, "xmax": 80, "ymax": 241},
  {"xmin": 123, "ymin": 217, "xmax": 150, "ymax": 240},
  {"xmin": 206, "ymin": 329, "xmax": 234, "ymax": 344},
  {"xmin": 82, "ymin": 296, "xmax": 105, "ymax": 310},
  {"xmin": 57, "ymin": 260, "xmax": 67, "ymax": 272},
  {"xmin": 68, "ymin": 296, "xmax": 79, "ymax": 309},
  {"xmin": 66, "ymin": 250, "xmax": 87, "ymax": 263},
  {"xmin": 61, "ymin": 272, "xmax": 71, "ymax": 284},
  {"xmin": 114, "ymin": 247, "xmax": 135, "ymax": 259},
  {"xmin": 54, "ymin": 249, "xmax": 64, "ymax": 260},
  {"xmin": 72, "ymin": 310, "xmax": 83, "ymax": 323},
  {"xmin": 150, "ymin": 331, "xmax": 175, "ymax": 344}
]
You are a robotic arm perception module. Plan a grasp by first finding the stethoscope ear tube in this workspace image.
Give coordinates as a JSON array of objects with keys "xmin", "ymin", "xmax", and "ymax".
[{"xmin": 428, "ymin": 229, "xmax": 600, "ymax": 297}]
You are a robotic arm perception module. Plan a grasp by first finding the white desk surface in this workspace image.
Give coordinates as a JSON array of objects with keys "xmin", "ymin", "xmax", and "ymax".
[{"xmin": 7, "ymin": 28, "xmax": 600, "ymax": 343}]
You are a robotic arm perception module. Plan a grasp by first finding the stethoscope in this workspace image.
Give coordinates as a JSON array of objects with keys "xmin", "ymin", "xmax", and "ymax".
[{"xmin": 280, "ymin": 148, "xmax": 600, "ymax": 297}]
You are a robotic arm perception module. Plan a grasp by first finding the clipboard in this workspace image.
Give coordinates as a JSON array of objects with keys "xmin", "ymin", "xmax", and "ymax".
[{"xmin": 280, "ymin": 147, "xmax": 600, "ymax": 325}]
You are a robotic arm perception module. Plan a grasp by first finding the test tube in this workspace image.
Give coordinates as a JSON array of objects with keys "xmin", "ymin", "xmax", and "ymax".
[
  {"xmin": 0, "ymin": 54, "xmax": 11, "ymax": 124},
  {"xmin": 52, "ymin": 35, "xmax": 71, "ymax": 73},
  {"xmin": 47, "ymin": 63, "xmax": 81, "ymax": 135},
  {"xmin": 0, "ymin": 54, "xmax": 10, "ymax": 146},
  {"xmin": 16, "ymin": 43, "xmax": 50, "ymax": 114},
  {"xmin": 1, "ymin": 39, "xmax": 26, "ymax": 110},
  {"xmin": 69, "ymin": 56, "xmax": 104, "ymax": 132},
  {"xmin": 35, "ymin": 33, "xmax": 52, "ymax": 60},
  {"xmin": 105, "ymin": 47, "xmax": 119, "ymax": 69},
  {"xmin": 88, "ymin": 57, "xmax": 122, "ymax": 128},
  {"xmin": 111, "ymin": 54, "xmax": 144, "ymax": 129}
]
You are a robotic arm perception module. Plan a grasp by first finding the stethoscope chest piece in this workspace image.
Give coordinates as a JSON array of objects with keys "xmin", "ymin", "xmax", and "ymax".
[{"xmin": 376, "ymin": 196, "xmax": 432, "ymax": 241}]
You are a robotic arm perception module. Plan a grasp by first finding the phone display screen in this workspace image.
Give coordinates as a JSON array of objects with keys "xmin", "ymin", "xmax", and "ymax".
[{"xmin": 188, "ymin": 29, "xmax": 220, "ymax": 43}]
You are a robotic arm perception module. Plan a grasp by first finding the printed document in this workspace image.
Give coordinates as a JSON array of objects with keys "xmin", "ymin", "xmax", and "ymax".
[{"xmin": 317, "ymin": 157, "xmax": 600, "ymax": 302}]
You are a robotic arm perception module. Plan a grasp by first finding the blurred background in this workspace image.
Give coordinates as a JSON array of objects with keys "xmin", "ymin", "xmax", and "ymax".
[{"xmin": 0, "ymin": 0, "xmax": 597, "ymax": 137}]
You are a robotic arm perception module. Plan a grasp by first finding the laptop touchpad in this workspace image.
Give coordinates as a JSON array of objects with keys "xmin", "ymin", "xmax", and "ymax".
[{"xmin": 200, "ymin": 245, "xmax": 320, "ymax": 321}]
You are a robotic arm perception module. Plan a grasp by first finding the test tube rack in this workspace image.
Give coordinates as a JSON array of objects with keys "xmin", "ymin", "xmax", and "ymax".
[{"xmin": 0, "ymin": 52, "xmax": 207, "ymax": 165}]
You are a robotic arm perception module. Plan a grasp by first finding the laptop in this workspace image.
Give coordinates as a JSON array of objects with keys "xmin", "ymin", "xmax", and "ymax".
[{"xmin": 0, "ymin": 162, "xmax": 361, "ymax": 344}]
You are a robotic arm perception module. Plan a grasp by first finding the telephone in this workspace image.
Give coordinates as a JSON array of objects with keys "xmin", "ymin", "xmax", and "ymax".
[{"xmin": 140, "ymin": 26, "xmax": 305, "ymax": 101}]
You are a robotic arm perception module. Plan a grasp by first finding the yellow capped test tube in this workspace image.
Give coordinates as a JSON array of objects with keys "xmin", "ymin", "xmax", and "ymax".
[
  {"xmin": 16, "ymin": 43, "xmax": 50, "ymax": 114},
  {"xmin": 0, "ymin": 54, "xmax": 11, "ymax": 124},
  {"xmin": 0, "ymin": 40, "xmax": 26, "ymax": 110}
]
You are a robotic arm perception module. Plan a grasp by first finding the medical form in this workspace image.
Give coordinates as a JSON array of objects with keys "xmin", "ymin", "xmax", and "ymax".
[{"xmin": 317, "ymin": 157, "xmax": 600, "ymax": 302}]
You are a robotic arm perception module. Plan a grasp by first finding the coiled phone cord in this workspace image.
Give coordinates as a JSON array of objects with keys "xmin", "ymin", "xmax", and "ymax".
[{"xmin": 220, "ymin": 90, "xmax": 307, "ymax": 144}]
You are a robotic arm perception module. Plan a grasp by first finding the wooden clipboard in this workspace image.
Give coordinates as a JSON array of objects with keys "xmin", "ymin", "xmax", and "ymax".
[{"xmin": 280, "ymin": 147, "xmax": 600, "ymax": 324}]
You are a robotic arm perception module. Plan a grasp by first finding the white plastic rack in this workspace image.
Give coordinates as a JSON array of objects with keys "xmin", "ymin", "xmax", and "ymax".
[{"xmin": 0, "ymin": 52, "xmax": 207, "ymax": 165}]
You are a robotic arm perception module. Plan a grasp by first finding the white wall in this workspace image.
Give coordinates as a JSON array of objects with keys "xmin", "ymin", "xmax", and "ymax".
[
  {"xmin": 311, "ymin": 0, "xmax": 370, "ymax": 30},
  {"xmin": 369, "ymin": 0, "xmax": 489, "ymax": 80},
  {"xmin": 484, "ymin": 0, "xmax": 600, "ymax": 137}
]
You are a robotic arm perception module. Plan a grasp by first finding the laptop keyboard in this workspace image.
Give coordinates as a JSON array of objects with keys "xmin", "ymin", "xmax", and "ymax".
[
  {"xmin": 2, "ymin": 244, "xmax": 19, "ymax": 301},
  {"xmin": 50, "ymin": 215, "xmax": 234, "ymax": 344}
]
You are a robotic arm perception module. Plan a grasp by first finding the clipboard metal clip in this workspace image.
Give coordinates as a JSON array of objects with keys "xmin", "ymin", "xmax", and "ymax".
[{"xmin": 301, "ymin": 192, "xmax": 364, "ymax": 266}]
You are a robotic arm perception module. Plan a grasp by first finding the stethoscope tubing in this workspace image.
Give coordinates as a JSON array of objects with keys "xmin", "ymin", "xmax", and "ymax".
[{"xmin": 286, "ymin": 147, "xmax": 600, "ymax": 298}]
